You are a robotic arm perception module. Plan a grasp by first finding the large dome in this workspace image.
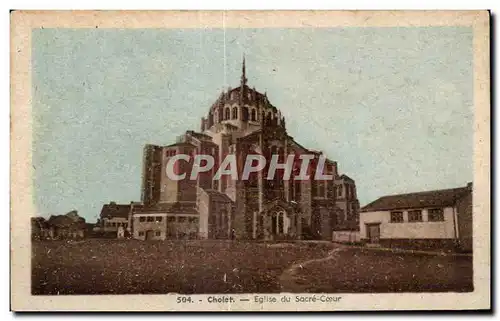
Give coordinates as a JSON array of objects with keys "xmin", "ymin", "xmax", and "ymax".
[{"xmin": 200, "ymin": 57, "xmax": 285, "ymax": 133}]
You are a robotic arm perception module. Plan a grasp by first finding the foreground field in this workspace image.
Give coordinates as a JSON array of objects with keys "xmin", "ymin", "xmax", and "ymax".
[
  {"xmin": 285, "ymin": 247, "xmax": 473, "ymax": 293},
  {"xmin": 32, "ymin": 239, "xmax": 333, "ymax": 294},
  {"xmin": 32, "ymin": 239, "xmax": 473, "ymax": 295}
]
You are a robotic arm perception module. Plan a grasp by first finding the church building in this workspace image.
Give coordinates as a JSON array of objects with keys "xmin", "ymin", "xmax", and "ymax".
[{"xmin": 129, "ymin": 58, "xmax": 360, "ymax": 241}]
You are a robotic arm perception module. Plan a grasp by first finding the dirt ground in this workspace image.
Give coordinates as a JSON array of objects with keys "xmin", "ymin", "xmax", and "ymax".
[
  {"xmin": 31, "ymin": 239, "xmax": 333, "ymax": 294},
  {"xmin": 288, "ymin": 247, "xmax": 473, "ymax": 293},
  {"xmin": 31, "ymin": 239, "xmax": 473, "ymax": 295}
]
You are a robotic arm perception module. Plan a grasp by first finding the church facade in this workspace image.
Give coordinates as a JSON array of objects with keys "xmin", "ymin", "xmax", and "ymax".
[{"xmin": 129, "ymin": 59, "xmax": 360, "ymax": 241}]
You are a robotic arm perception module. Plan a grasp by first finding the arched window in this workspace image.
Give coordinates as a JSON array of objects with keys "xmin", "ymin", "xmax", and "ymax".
[
  {"xmin": 225, "ymin": 107, "xmax": 230, "ymax": 120},
  {"xmin": 232, "ymin": 107, "xmax": 238, "ymax": 120},
  {"xmin": 294, "ymin": 180, "xmax": 301, "ymax": 201},
  {"xmin": 275, "ymin": 147, "xmax": 285, "ymax": 188},
  {"xmin": 318, "ymin": 181, "xmax": 326, "ymax": 198},
  {"xmin": 278, "ymin": 147, "xmax": 285, "ymax": 162},
  {"xmin": 208, "ymin": 113, "xmax": 214, "ymax": 127},
  {"xmin": 278, "ymin": 212, "xmax": 284, "ymax": 234},
  {"xmin": 251, "ymin": 109, "xmax": 257, "ymax": 121},
  {"xmin": 242, "ymin": 107, "xmax": 249, "ymax": 121},
  {"xmin": 217, "ymin": 107, "xmax": 223, "ymax": 122},
  {"xmin": 266, "ymin": 112, "xmax": 272, "ymax": 125}
]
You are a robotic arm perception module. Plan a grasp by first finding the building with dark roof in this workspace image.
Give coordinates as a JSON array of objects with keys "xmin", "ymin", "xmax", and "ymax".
[
  {"xmin": 127, "ymin": 58, "xmax": 359, "ymax": 241},
  {"xmin": 99, "ymin": 202, "xmax": 131, "ymax": 235},
  {"xmin": 31, "ymin": 210, "xmax": 87, "ymax": 240},
  {"xmin": 359, "ymin": 182, "xmax": 473, "ymax": 252}
]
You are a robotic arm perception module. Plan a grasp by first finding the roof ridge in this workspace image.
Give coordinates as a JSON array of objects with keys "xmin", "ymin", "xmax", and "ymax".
[
  {"xmin": 361, "ymin": 185, "xmax": 471, "ymax": 212},
  {"xmin": 378, "ymin": 186, "xmax": 469, "ymax": 199}
]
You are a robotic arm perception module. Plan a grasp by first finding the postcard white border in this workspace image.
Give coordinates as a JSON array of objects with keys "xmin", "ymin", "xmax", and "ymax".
[{"xmin": 10, "ymin": 10, "xmax": 490, "ymax": 311}]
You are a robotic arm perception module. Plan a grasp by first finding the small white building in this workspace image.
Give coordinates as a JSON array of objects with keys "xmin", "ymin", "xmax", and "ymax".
[{"xmin": 359, "ymin": 183, "xmax": 472, "ymax": 252}]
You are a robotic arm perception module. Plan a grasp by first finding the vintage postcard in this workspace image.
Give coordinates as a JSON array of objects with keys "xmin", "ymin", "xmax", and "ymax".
[{"xmin": 11, "ymin": 10, "xmax": 490, "ymax": 311}]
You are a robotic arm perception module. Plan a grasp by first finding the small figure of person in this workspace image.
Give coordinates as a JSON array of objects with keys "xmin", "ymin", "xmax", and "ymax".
[{"xmin": 231, "ymin": 228, "xmax": 236, "ymax": 240}]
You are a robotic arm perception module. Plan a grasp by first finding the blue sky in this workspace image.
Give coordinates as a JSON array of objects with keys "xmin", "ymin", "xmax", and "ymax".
[{"xmin": 32, "ymin": 27, "xmax": 473, "ymax": 222}]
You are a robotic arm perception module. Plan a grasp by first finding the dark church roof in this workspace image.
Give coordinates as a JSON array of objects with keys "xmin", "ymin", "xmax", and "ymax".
[
  {"xmin": 204, "ymin": 189, "xmax": 233, "ymax": 203},
  {"xmin": 165, "ymin": 142, "xmax": 196, "ymax": 148},
  {"xmin": 186, "ymin": 130, "xmax": 212, "ymax": 141},
  {"xmin": 338, "ymin": 174, "xmax": 355, "ymax": 182},
  {"xmin": 361, "ymin": 184, "xmax": 472, "ymax": 213},
  {"xmin": 133, "ymin": 202, "xmax": 198, "ymax": 215}
]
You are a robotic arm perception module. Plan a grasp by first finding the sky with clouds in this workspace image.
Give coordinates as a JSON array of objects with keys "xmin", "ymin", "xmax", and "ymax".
[{"xmin": 32, "ymin": 27, "xmax": 473, "ymax": 221}]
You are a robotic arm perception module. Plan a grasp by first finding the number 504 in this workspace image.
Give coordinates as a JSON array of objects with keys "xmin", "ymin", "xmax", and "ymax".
[{"xmin": 177, "ymin": 296, "xmax": 193, "ymax": 303}]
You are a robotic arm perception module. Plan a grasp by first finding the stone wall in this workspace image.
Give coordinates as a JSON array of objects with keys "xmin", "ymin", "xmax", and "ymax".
[{"xmin": 333, "ymin": 230, "xmax": 361, "ymax": 243}]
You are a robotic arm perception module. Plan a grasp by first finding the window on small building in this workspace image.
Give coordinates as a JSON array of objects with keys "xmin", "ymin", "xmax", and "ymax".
[
  {"xmin": 390, "ymin": 211, "xmax": 404, "ymax": 223},
  {"xmin": 428, "ymin": 208, "xmax": 445, "ymax": 222},
  {"xmin": 167, "ymin": 216, "xmax": 175, "ymax": 223},
  {"xmin": 337, "ymin": 186, "xmax": 342, "ymax": 197},
  {"xmin": 178, "ymin": 217, "xmax": 186, "ymax": 223},
  {"xmin": 408, "ymin": 210, "xmax": 423, "ymax": 222},
  {"xmin": 232, "ymin": 107, "xmax": 238, "ymax": 120},
  {"xmin": 139, "ymin": 217, "xmax": 146, "ymax": 222},
  {"xmin": 139, "ymin": 231, "xmax": 145, "ymax": 236},
  {"xmin": 155, "ymin": 231, "xmax": 161, "ymax": 236},
  {"xmin": 147, "ymin": 216, "xmax": 154, "ymax": 222},
  {"xmin": 225, "ymin": 107, "xmax": 230, "ymax": 120},
  {"xmin": 155, "ymin": 216, "xmax": 163, "ymax": 222},
  {"xmin": 188, "ymin": 217, "xmax": 198, "ymax": 223}
]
